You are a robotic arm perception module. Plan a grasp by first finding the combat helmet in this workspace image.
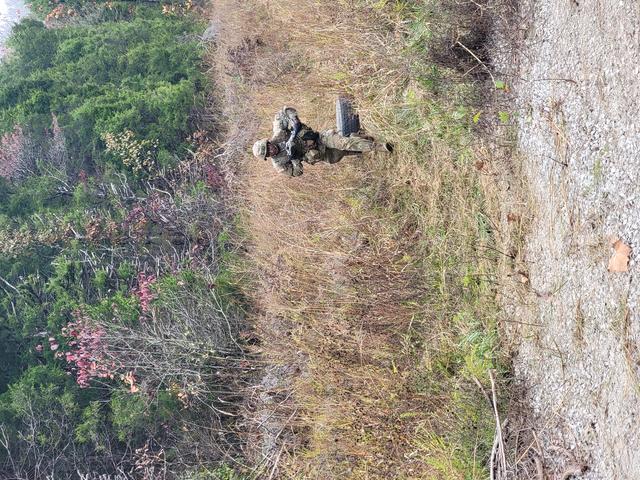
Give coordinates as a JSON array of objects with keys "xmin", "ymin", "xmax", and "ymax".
[{"xmin": 252, "ymin": 139, "xmax": 268, "ymax": 159}]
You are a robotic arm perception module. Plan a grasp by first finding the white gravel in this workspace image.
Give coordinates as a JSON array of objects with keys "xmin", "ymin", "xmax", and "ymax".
[
  {"xmin": 0, "ymin": 0, "xmax": 28, "ymax": 56},
  {"xmin": 493, "ymin": 0, "xmax": 640, "ymax": 478}
]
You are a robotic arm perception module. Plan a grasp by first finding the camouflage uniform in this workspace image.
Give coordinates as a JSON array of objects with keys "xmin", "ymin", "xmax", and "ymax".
[{"xmin": 269, "ymin": 107, "xmax": 382, "ymax": 177}]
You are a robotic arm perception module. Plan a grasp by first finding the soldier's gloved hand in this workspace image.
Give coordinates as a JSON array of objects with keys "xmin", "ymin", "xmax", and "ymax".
[
  {"xmin": 291, "ymin": 159, "xmax": 303, "ymax": 177},
  {"xmin": 285, "ymin": 138, "xmax": 294, "ymax": 158}
]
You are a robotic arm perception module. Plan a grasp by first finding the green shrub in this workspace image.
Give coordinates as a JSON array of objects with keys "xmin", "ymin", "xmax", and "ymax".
[{"xmin": 0, "ymin": 11, "xmax": 205, "ymax": 176}]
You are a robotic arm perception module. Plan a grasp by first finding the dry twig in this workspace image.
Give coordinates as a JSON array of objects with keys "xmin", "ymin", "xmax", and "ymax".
[{"xmin": 489, "ymin": 369, "xmax": 507, "ymax": 480}]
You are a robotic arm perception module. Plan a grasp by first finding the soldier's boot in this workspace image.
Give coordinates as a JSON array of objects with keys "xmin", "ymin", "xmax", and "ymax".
[{"xmin": 374, "ymin": 142, "xmax": 394, "ymax": 153}]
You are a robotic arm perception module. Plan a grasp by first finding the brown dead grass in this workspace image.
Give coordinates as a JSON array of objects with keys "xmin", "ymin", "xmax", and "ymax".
[{"xmin": 207, "ymin": 0, "xmax": 509, "ymax": 478}]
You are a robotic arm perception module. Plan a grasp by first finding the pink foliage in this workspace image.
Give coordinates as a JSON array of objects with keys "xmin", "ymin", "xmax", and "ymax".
[
  {"xmin": 48, "ymin": 336, "xmax": 60, "ymax": 351},
  {"xmin": 204, "ymin": 163, "xmax": 224, "ymax": 190},
  {"xmin": 0, "ymin": 116, "xmax": 68, "ymax": 180},
  {"xmin": 122, "ymin": 205, "xmax": 148, "ymax": 240},
  {"xmin": 123, "ymin": 205, "xmax": 145, "ymax": 226},
  {"xmin": 44, "ymin": 4, "xmax": 76, "ymax": 28},
  {"xmin": 0, "ymin": 125, "xmax": 26, "ymax": 179},
  {"xmin": 133, "ymin": 273, "xmax": 156, "ymax": 316},
  {"xmin": 61, "ymin": 311, "xmax": 117, "ymax": 388},
  {"xmin": 48, "ymin": 113, "xmax": 68, "ymax": 167}
]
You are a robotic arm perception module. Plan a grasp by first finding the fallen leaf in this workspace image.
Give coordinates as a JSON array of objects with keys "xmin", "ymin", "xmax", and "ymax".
[
  {"xmin": 498, "ymin": 111, "xmax": 510, "ymax": 124},
  {"xmin": 608, "ymin": 238, "xmax": 632, "ymax": 272}
]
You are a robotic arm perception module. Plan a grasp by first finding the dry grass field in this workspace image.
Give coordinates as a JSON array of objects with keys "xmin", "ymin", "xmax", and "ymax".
[{"xmin": 207, "ymin": 0, "xmax": 510, "ymax": 478}]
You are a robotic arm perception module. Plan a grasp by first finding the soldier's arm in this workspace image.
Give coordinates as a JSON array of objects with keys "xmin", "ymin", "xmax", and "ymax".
[
  {"xmin": 271, "ymin": 157, "xmax": 303, "ymax": 177},
  {"xmin": 290, "ymin": 158, "xmax": 303, "ymax": 176},
  {"xmin": 303, "ymin": 149, "xmax": 322, "ymax": 165},
  {"xmin": 285, "ymin": 108, "xmax": 301, "ymax": 138},
  {"xmin": 272, "ymin": 106, "xmax": 301, "ymax": 137}
]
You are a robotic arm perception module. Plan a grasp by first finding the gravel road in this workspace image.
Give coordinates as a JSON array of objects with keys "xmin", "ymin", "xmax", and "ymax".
[
  {"xmin": 0, "ymin": 0, "xmax": 28, "ymax": 57},
  {"xmin": 493, "ymin": 0, "xmax": 640, "ymax": 478}
]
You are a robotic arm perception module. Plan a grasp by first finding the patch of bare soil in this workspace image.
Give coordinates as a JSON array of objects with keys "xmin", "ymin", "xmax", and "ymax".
[{"xmin": 492, "ymin": 0, "xmax": 640, "ymax": 478}]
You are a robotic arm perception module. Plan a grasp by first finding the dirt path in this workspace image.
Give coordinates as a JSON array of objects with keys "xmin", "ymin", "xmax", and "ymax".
[{"xmin": 494, "ymin": 0, "xmax": 640, "ymax": 478}]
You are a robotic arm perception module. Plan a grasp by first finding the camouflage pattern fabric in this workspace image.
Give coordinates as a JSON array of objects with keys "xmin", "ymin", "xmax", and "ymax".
[
  {"xmin": 269, "ymin": 107, "xmax": 377, "ymax": 176},
  {"xmin": 269, "ymin": 107, "xmax": 314, "ymax": 176},
  {"xmin": 316, "ymin": 129, "xmax": 377, "ymax": 164}
]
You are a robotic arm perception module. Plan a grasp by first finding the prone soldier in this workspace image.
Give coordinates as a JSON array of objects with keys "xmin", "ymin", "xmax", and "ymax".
[{"xmin": 252, "ymin": 107, "xmax": 393, "ymax": 177}]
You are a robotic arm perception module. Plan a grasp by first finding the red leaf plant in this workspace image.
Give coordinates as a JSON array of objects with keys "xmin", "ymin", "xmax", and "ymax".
[
  {"xmin": 61, "ymin": 310, "xmax": 119, "ymax": 388},
  {"xmin": 48, "ymin": 113, "xmax": 68, "ymax": 168},
  {"xmin": 122, "ymin": 205, "xmax": 148, "ymax": 240},
  {"xmin": 204, "ymin": 162, "xmax": 224, "ymax": 190},
  {"xmin": 0, "ymin": 125, "xmax": 26, "ymax": 179},
  {"xmin": 133, "ymin": 272, "xmax": 156, "ymax": 318}
]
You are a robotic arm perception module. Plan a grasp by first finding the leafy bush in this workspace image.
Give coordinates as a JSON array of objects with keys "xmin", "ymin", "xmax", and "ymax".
[
  {"xmin": 0, "ymin": 11, "xmax": 205, "ymax": 177},
  {"xmin": 0, "ymin": 366, "xmax": 82, "ymax": 478},
  {"xmin": 0, "ymin": 2, "xmax": 246, "ymax": 478}
]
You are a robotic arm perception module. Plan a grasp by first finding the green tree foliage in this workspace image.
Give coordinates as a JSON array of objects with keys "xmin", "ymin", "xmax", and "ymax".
[
  {"xmin": 0, "ymin": 4, "xmax": 233, "ymax": 478},
  {"xmin": 0, "ymin": 326, "xmax": 25, "ymax": 392},
  {"xmin": 0, "ymin": 366, "xmax": 83, "ymax": 477},
  {"xmin": 0, "ymin": 10, "xmax": 205, "ymax": 175},
  {"xmin": 110, "ymin": 389, "xmax": 179, "ymax": 443}
]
